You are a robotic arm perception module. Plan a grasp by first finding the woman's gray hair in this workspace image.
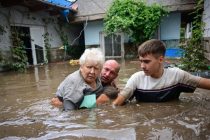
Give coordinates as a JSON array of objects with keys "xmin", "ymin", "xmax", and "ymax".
[{"xmin": 79, "ymin": 48, "xmax": 105, "ymax": 67}]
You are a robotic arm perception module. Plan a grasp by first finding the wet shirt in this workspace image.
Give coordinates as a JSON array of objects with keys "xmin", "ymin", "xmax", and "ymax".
[
  {"xmin": 102, "ymin": 81, "xmax": 119, "ymax": 99},
  {"xmin": 120, "ymin": 67, "xmax": 201, "ymax": 102},
  {"xmin": 56, "ymin": 70, "xmax": 103, "ymax": 104}
]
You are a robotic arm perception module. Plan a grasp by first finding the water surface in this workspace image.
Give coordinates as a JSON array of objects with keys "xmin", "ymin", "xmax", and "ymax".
[{"xmin": 0, "ymin": 59, "xmax": 210, "ymax": 140}]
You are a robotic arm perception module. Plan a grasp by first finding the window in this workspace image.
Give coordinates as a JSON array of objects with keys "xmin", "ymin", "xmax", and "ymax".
[{"xmin": 100, "ymin": 32, "xmax": 124, "ymax": 58}]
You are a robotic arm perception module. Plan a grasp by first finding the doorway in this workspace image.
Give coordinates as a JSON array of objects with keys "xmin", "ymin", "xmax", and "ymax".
[
  {"xmin": 11, "ymin": 26, "xmax": 33, "ymax": 65},
  {"xmin": 11, "ymin": 26, "xmax": 45, "ymax": 65}
]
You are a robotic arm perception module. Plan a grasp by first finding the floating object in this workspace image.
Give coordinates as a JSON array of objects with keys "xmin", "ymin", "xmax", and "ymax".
[
  {"xmin": 165, "ymin": 48, "xmax": 184, "ymax": 58},
  {"xmin": 59, "ymin": 46, "xmax": 64, "ymax": 49},
  {"xmin": 69, "ymin": 59, "xmax": 79, "ymax": 65}
]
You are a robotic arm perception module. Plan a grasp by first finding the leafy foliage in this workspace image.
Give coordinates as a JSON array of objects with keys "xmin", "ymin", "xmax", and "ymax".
[
  {"xmin": 179, "ymin": 0, "xmax": 207, "ymax": 72},
  {"xmin": 104, "ymin": 0, "xmax": 168, "ymax": 44},
  {"xmin": 55, "ymin": 22, "xmax": 69, "ymax": 48},
  {"xmin": 10, "ymin": 29, "xmax": 28, "ymax": 72},
  {"xmin": 43, "ymin": 32, "xmax": 51, "ymax": 63}
]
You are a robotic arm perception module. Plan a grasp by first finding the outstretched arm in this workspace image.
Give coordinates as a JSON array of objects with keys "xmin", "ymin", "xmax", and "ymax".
[
  {"xmin": 112, "ymin": 87, "xmax": 133, "ymax": 106},
  {"xmin": 112, "ymin": 94, "xmax": 126, "ymax": 106},
  {"xmin": 197, "ymin": 77, "xmax": 210, "ymax": 90}
]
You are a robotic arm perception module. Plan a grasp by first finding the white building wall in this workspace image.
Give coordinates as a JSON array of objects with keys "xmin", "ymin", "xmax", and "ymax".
[
  {"xmin": 203, "ymin": 0, "xmax": 210, "ymax": 60},
  {"xmin": 160, "ymin": 12, "xmax": 181, "ymax": 40},
  {"xmin": 84, "ymin": 20, "xmax": 103, "ymax": 46},
  {"xmin": 203, "ymin": 0, "xmax": 210, "ymax": 37},
  {"xmin": 0, "ymin": 5, "xmax": 72, "ymax": 64}
]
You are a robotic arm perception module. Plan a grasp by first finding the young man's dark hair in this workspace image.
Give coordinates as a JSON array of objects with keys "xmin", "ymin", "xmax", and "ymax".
[{"xmin": 138, "ymin": 39, "xmax": 166, "ymax": 58}]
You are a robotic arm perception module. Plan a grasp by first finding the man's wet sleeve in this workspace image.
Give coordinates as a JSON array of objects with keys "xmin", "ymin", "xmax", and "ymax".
[
  {"xmin": 103, "ymin": 85, "xmax": 119, "ymax": 99},
  {"xmin": 119, "ymin": 87, "xmax": 133, "ymax": 100}
]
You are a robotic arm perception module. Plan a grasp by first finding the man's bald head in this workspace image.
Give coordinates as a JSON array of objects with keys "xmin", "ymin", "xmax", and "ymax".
[{"xmin": 101, "ymin": 60, "xmax": 120, "ymax": 85}]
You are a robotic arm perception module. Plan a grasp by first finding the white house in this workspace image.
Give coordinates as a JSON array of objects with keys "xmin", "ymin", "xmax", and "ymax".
[
  {"xmin": 0, "ymin": 0, "xmax": 80, "ymax": 65},
  {"xmin": 69, "ymin": 0, "xmax": 197, "ymax": 58}
]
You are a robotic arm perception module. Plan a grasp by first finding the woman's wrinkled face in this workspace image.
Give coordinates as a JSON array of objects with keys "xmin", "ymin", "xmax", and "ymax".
[{"xmin": 80, "ymin": 60, "xmax": 102, "ymax": 84}]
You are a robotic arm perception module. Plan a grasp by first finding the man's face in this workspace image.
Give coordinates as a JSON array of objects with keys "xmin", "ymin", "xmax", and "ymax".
[
  {"xmin": 139, "ymin": 54, "xmax": 164, "ymax": 78},
  {"xmin": 101, "ymin": 62, "xmax": 118, "ymax": 84},
  {"xmin": 80, "ymin": 61, "xmax": 101, "ymax": 84}
]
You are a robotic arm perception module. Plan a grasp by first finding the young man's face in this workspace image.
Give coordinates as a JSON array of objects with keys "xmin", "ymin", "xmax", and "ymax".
[{"xmin": 139, "ymin": 54, "xmax": 164, "ymax": 78}]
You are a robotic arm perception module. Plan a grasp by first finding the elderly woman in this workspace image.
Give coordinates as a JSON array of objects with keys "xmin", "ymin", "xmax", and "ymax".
[{"xmin": 53, "ymin": 48, "xmax": 105, "ymax": 111}]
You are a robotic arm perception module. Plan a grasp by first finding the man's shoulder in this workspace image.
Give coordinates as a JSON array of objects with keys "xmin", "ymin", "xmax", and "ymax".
[
  {"xmin": 165, "ymin": 67, "xmax": 184, "ymax": 75},
  {"xmin": 63, "ymin": 70, "xmax": 83, "ymax": 84},
  {"xmin": 165, "ymin": 67, "xmax": 183, "ymax": 71},
  {"xmin": 65, "ymin": 70, "xmax": 80, "ymax": 79},
  {"xmin": 131, "ymin": 71, "xmax": 145, "ymax": 77},
  {"xmin": 103, "ymin": 85, "xmax": 119, "ymax": 99}
]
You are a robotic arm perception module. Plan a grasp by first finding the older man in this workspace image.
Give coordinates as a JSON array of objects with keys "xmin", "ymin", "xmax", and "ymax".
[
  {"xmin": 96, "ymin": 59, "xmax": 120, "ymax": 105},
  {"xmin": 51, "ymin": 59, "xmax": 120, "ymax": 108}
]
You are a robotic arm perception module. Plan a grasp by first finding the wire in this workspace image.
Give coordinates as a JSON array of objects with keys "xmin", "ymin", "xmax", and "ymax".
[
  {"xmin": 70, "ymin": 16, "xmax": 88, "ymax": 46},
  {"xmin": 62, "ymin": 16, "xmax": 88, "ymax": 60}
]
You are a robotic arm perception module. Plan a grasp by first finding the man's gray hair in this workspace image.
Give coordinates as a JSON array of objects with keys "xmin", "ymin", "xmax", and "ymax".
[{"xmin": 79, "ymin": 48, "xmax": 105, "ymax": 67}]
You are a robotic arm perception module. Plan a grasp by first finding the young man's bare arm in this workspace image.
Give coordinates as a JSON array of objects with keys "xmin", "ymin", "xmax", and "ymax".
[
  {"xmin": 112, "ymin": 87, "xmax": 133, "ymax": 106},
  {"xmin": 197, "ymin": 77, "xmax": 210, "ymax": 90},
  {"xmin": 112, "ymin": 94, "xmax": 126, "ymax": 106}
]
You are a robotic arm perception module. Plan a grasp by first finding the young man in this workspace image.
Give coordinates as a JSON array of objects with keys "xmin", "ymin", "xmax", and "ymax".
[
  {"xmin": 51, "ymin": 59, "xmax": 120, "ymax": 108},
  {"xmin": 113, "ymin": 39, "xmax": 210, "ymax": 106}
]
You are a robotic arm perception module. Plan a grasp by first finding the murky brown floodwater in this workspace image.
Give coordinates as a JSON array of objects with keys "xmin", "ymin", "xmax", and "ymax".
[{"xmin": 0, "ymin": 59, "xmax": 210, "ymax": 140}]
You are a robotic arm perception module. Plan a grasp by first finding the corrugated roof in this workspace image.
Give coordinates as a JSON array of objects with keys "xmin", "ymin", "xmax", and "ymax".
[{"xmin": 39, "ymin": 0, "xmax": 77, "ymax": 9}]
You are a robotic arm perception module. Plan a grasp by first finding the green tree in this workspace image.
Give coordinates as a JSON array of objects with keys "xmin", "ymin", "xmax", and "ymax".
[
  {"xmin": 10, "ymin": 30, "xmax": 28, "ymax": 72},
  {"xmin": 179, "ymin": 0, "xmax": 207, "ymax": 72},
  {"xmin": 104, "ymin": 0, "xmax": 168, "ymax": 44},
  {"xmin": 43, "ymin": 32, "xmax": 51, "ymax": 63}
]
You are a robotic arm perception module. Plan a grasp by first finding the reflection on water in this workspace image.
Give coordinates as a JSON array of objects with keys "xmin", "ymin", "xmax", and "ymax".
[{"xmin": 0, "ymin": 59, "xmax": 210, "ymax": 140}]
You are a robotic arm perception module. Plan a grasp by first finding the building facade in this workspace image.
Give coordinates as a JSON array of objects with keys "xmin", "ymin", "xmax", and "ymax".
[
  {"xmin": 0, "ymin": 0, "xmax": 81, "ymax": 66},
  {"xmin": 70, "ymin": 0, "xmax": 209, "ymax": 59}
]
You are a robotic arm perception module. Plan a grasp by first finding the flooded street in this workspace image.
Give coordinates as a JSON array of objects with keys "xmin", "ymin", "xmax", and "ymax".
[{"xmin": 0, "ymin": 59, "xmax": 210, "ymax": 140}]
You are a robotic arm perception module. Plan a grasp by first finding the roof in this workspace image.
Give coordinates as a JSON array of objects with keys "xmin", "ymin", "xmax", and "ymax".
[
  {"xmin": 70, "ymin": 0, "xmax": 196, "ymax": 23},
  {"xmin": 70, "ymin": 0, "xmax": 113, "ymax": 23},
  {"xmin": 0, "ymin": 0, "xmax": 78, "ymax": 14},
  {"xmin": 38, "ymin": 0, "xmax": 76, "ymax": 10}
]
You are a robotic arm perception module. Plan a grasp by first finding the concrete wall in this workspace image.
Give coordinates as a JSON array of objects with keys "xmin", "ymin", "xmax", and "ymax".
[
  {"xmin": 203, "ymin": 0, "xmax": 210, "ymax": 60},
  {"xmin": 84, "ymin": 20, "xmax": 103, "ymax": 46},
  {"xmin": 160, "ymin": 12, "xmax": 181, "ymax": 40},
  {"xmin": 83, "ymin": 20, "xmax": 130, "ymax": 47},
  {"xmin": 83, "ymin": 12, "xmax": 181, "ymax": 46}
]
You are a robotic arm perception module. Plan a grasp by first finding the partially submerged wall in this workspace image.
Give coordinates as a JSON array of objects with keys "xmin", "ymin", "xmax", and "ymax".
[
  {"xmin": 0, "ymin": 5, "xmax": 74, "ymax": 65},
  {"xmin": 203, "ymin": 0, "xmax": 210, "ymax": 61}
]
